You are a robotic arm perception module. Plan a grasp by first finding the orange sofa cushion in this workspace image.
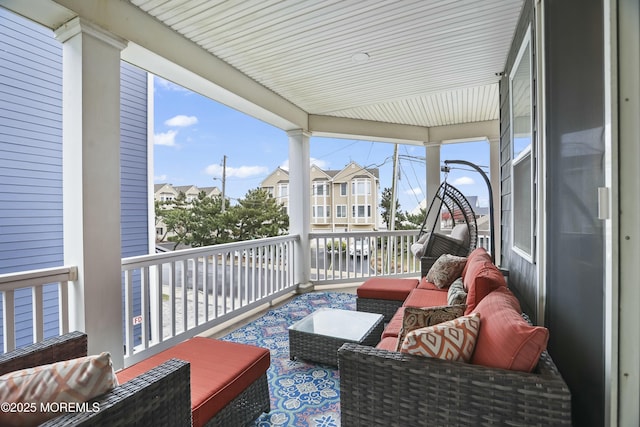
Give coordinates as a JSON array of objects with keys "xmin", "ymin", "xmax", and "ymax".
[
  {"xmin": 357, "ymin": 278, "xmax": 420, "ymax": 301},
  {"xmin": 376, "ymin": 336, "xmax": 399, "ymax": 351},
  {"xmin": 463, "ymin": 253, "xmax": 506, "ymax": 315},
  {"xmin": 461, "ymin": 247, "xmax": 492, "ymax": 280},
  {"xmin": 117, "ymin": 337, "xmax": 270, "ymax": 427},
  {"xmin": 402, "ymin": 288, "xmax": 449, "ymax": 308},
  {"xmin": 471, "ymin": 286, "xmax": 549, "ymax": 372},
  {"xmin": 416, "ymin": 277, "xmax": 446, "ymax": 291},
  {"xmin": 381, "ymin": 307, "xmax": 405, "ymax": 339}
]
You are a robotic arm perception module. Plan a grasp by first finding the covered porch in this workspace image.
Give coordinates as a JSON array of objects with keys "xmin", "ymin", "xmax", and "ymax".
[{"xmin": 0, "ymin": 0, "xmax": 637, "ymax": 426}]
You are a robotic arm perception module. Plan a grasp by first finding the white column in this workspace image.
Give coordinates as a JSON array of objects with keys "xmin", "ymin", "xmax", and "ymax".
[
  {"xmin": 489, "ymin": 138, "xmax": 501, "ymax": 264},
  {"xmin": 425, "ymin": 144, "xmax": 442, "ymax": 232},
  {"xmin": 288, "ymin": 130, "xmax": 312, "ymax": 292},
  {"xmin": 55, "ymin": 18, "xmax": 127, "ymax": 369}
]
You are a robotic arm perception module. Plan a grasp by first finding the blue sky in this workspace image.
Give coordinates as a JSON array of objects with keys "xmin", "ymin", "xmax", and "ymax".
[{"xmin": 153, "ymin": 77, "xmax": 490, "ymax": 213}]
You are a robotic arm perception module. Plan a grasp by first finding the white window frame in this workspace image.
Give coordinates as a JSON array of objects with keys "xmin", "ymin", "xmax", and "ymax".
[
  {"xmin": 336, "ymin": 205, "xmax": 347, "ymax": 218},
  {"xmin": 339, "ymin": 183, "xmax": 347, "ymax": 196},
  {"xmin": 510, "ymin": 25, "xmax": 535, "ymax": 262},
  {"xmin": 351, "ymin": 179, "xmax": 371, "ymax": 196},
  {"xmin": 312, "ymin": 205, "xmax": 330, "ymax": 218},
  {"xmin": 313, "ymin": 182, "xmax": 327, "ymax": 196},
  {"xmin": 352, "ymin": 204, "xmax": 372, "ymax": 218}
]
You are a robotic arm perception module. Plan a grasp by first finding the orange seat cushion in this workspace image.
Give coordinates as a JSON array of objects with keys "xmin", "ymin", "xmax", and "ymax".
[
  {"xmin": 417, "ymin": 277, "xmax": 448, "ymax": 291},
  {"xmin": 376, "ymin": 336, "xmax": 399, "ymax": 351},
  {"xmin": 402, "ymin": 288, "xmax": 449, "ymax": 309},
  {"xmin": 381, "ymin": 307, "xmax": 405, "ymax": 339},
  {"xmin": 357, "ymin": 277, "xmax": 420, "ymax": 301},
  {"xmin": 471, "ymin": 286, "xmax": 549, "ymax": 372},
  {"xmin": 117, "ymin": 337, "xmax": 270, "ymax": 427}
]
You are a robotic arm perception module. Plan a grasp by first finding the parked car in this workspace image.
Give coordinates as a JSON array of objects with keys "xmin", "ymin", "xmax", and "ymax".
[{"xmin": 349, "ymin": 239, "xmax": 370, "ymax": 257}]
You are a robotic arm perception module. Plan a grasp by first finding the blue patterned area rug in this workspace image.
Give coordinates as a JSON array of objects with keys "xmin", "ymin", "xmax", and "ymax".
[{"xmin": 221, "ymin": 291, "xmax": 356, "ymax": 427}]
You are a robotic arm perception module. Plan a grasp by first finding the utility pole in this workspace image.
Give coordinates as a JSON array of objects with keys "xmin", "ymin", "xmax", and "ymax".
[
  {"xmin": 221, "ymin": 155, "xmax": 227, "ymax": 213},
  {"xmin": 389, "ymin": 145, "xmax": 399, "ymax": 230}
]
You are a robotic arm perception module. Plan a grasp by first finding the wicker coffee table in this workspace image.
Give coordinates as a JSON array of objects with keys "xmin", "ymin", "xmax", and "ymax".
[{"xmin": 288, "ymin": 308, "xmax": 384, "ymax": 366}]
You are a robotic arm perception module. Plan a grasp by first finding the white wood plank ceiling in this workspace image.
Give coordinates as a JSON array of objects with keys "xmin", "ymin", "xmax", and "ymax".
[{"xmin": 130, "ymin": 0, "xmax": 523, "ymax": 128}]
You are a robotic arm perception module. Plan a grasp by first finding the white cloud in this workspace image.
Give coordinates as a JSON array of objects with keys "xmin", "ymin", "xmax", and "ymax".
[
  {"xmin": 452, "ymin": 176, "xmax": 475, "ymax": 186},
  {"xmin": 205, "ymin": 164, "xmax": 269, "ymax": 179},
  {"xmin": 154, "ymin": 174, "xmax": 168, "ymax": 182},
  {"xmin": 154, "ymin": 130, "xmax": 178, "ymax": 147},
  {"xmin": 154, "ymin": 77, "xmax": 190, "ymax": 93},
  {"xmin": 165, "ymin": 115, "xmax": 198, "ymax": 127},
  {"xmin": 281, "ymin": 157, "xmax": 329, "ymax": 171},
  {"xmin": 404, "ymin": 187, "xmax": 423, "ymax": 196}
]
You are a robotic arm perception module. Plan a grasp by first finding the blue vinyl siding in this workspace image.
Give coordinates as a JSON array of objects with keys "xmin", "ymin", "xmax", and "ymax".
[
  {"xmin": 0, "ymin": 8, "xmax": 149, "ymax": 351},
  {"xmin": 0, "ymin": 8, "xmax": 63, "ymax": 348}
]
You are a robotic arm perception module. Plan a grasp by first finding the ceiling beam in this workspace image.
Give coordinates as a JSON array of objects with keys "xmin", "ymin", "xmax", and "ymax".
[{"xmin": 309, "ymin": 115, "xmax": 429, "ymax": 145}]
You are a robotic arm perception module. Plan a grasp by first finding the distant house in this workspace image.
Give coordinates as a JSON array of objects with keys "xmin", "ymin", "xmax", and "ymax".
[
  {"xmin": 260, "ymin": 161, "xmax": 380, "ymax": 232},
  {"xmin": 153, "ymin": 183, "xmax": 221, "ymax": 241}
]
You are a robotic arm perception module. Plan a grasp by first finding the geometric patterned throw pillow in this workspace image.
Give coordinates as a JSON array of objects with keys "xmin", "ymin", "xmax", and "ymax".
[
  {"xmin": 399, "ymin": 313, "xmax": 481, "ymax": 362},
  {"xmin": 426, "ymin": 254, "xmax": 467, "ymax": 288},
  {"xmin": 396, "ymin": 305, "xmax": 466, "ymax": 352},
  {"xmin": 0, "ymin": 352, "xmax": 118, "ymax": 427}
]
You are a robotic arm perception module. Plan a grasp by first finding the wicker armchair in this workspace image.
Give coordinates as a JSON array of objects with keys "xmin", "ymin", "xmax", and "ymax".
[
  {"xmin": 338, "ymin": 343, "xmax": 571, "ymax": 426},
  {"xmin": 0, "ymin": 331, "xmax": 192, "ymax": 427}
]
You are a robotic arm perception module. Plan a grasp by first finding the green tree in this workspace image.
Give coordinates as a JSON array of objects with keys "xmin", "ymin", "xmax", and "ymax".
[
  {"xmin": 184, "ymin": 192, "xmax": 233, "ymax": 246},
  {"xmin": 379, "ymin": 187, "xmax": 406, "ymax": 229},
  {"xmin": 403, "ymin": 207, "xmax": 427, "ymax": 230},
  {"xmin": 156, "ymin": 192, "xmax": 191, "ymax": 250},
  {"xmin": 232, "ymin": 188, "xmax": 289, "ymax": 240}
]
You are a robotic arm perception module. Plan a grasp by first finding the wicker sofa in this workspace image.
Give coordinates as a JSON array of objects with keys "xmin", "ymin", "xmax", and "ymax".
[
  {"xmin": 0, "ymin": 331, "xmax": 191, "ymax": 426},
  {"xmin": 343, "ymin": 249, "xmax": 572, "ymax": 426}
]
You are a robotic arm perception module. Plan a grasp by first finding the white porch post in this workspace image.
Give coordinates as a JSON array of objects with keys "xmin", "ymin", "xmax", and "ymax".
[
  {"xmin": 288, "ymin": 129, "xmax": 312, "ymax": 292},
  {"xmin": 55, "ymin": 19, "xmax": 127, "ymax": 369},
  {"xmin": 425, "ymin": 144, "xmax": 441, "ymax": 232},
  {"xmin": 489, "ymin": 137, "xmax": 502, "ymax": 263}
]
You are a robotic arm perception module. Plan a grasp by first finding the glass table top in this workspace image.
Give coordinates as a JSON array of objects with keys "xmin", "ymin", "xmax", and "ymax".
[{"xmin": 288, "ymin": 308, "xmax": 383, "ymax": 341}]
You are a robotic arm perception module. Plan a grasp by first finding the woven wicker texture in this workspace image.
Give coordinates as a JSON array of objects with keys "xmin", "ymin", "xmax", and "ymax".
[
  {"xmin": 356, "ymin": 298, "xmax": 403, "ymax": 323},
  {"xmin": 338, "ymin": 343, "xmax": 571, "ymax": 426},
  {"xmin": 0, "ymin": 332, "xmax": 192, "ymax": 427},
  {"xmin": 204, "ymin": 374, "xmax": 270, "ymax": 426}
]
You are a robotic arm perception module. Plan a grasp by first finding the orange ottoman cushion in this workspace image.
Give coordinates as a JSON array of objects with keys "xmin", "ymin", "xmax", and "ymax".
[
  {"xmin": 117, "ymin": 337, "xmax": 270, "ymax": 427},
  {"xmin": 471, "ymin": 286, "xmax": 549, "ymax": 372},
  {"xmin": 402, "ymin": 288, "xmax": 449, "ymax": 308},
  {"xmin": 357, "ymin": 278, "xmax": 420, "ymax": 301}
]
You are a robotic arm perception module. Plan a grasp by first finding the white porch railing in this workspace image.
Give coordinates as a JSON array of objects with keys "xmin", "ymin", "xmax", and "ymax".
[
  {"xmin": 310, "ymin": 230, "xmax": 422, "ymax": 284},
  {"xmin": 0, "ymin": 231, "xmax": 489, "ymax": 359},
  {"xmin": 310, "ymin": 229, "xmax": 491, "ymax": 285},
  {"xmin": 121, "ymin": 235, "xmax": 298, "ymax": 366},
  {"xmin": 0, "ymin": 266, "xmax": 77, "ymax": 352}
]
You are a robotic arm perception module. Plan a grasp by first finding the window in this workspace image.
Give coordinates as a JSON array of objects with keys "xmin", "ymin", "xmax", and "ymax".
[
  {"xmin": 339, "ymin": 183, "xmax": 347, "ymax": 196},
  {"xmin": 313, "ymin": 205, "xmax": 330, "ymax": 218},
  {"xmin": 510, "ymin": 26, "xmax": 534, "ymax": 261},
  {"xmin": 278, "ymin": 183, "xmax": 288, "ymax": 198},
  {"xmin": 264, "ymin": 186, "xmax": 274, "ymax": 196},
  {"xmin": 352, "ymin": 179, "xmax": 371, "ymax": 196},
  {"xmin": 352, "ymin": 205, "xmax": 372, "ymax": 218},
  {"xmin": 336, "ymin": 205, "xmax": 347, "ymax": 218},
  {"xmin": 313, "ymin": 182, "xmax": 327, "ymax": 196}
]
